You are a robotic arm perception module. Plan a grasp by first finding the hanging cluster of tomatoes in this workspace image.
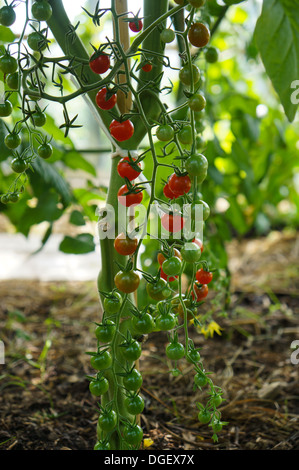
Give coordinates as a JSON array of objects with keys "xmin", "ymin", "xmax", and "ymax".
[{"xmin": 88, "ymin": 0, "xmax": 226, "ymax": 450}]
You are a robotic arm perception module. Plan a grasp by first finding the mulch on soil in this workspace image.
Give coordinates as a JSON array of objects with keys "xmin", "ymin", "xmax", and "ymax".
[{"xmin": 0, "ymin": 230, "xmax": 298, "ymax": 450}]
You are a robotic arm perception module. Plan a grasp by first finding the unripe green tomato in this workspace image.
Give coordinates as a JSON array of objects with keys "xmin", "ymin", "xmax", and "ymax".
[
  {"xmin": 95, "ymin": 320, "xmax": 116, "ymax": 343},
  {"xmin": 205, "ymin": 46, "xmax": 219, "ymax": 63},
  {"xmin": 8, "ymin": 193, "xmax": 20, "ymax": 203},
  {"xmin": 103, "ymin": 291, "xmax": 122, "ymax": 313},
  {"xmin": 0, "ymin": 54, "xmax": 17, "ymax": 74},
  {"xmin": 125, "ymin": 395, "xmax": 145, "ymax": 415},
  {"xmin": 194, "ymin": 373, "xmax": 208, "ymax": 387},
  {"xmin": 166, "ymin": 341, "xmax": 185, "ymax": 360},
  {"xmin": 0, "ymin": 101, "xmax": 13, "ymax": 117},
  {"xmin": 32, "ymin": 111, "xmax": 46, "ymax": 127},
  {"xmin": 162, "ymin": 256, "xmax": 182, "ymax": 276},
  {"xmin": 4, "ymin": 133, "xmax": 21, "ymax": 150},
  {"xmin": 187, "ymin": 349, "xmax": 201, "ymax": 363},
  {"xmin": 197, "ymin": 200, "xmax": 210, "ymax": 221},
  {"xmin": 98, "ymin": 410, "xmax": 117, "ymax": 432},
  {"xmin": 161, "ymin": 28, "xmax": 175, "ymax": 43},
  {"xmin": 189, "ymin": 93, "xmax": 206, "ymax": 112},
  {"xmin": 6, "ymin": 72, "xmax": 19, "ymax": 90},
  {"xmin": 89, "ymin": 377, "xmax": 109, "ymax": 396},
  {"xmin": 1, "ymin": 195, "xmax": 10, "ymax": 204},
  {"xmin": 11, "ymin": 158, "xmax": 28, "ymax": 173},
  {"xmin": 0, "ymin": 5, "xmax": 16, "ymax": 26},
  {"xmin": 198, "ymin": 409, "xmax": 211, "ymax": 424},
  {"xmin": 180, "ymin": 242, "xmax": 202, "ymax": 263},
  {"xmin": 178, "ymin": 125, "xmax": 192, "ymax": 145},
  {"xmin": 123, "ymin": 368, "xmax": 143, "ymax": 391},
  {"xmin": 94, "ymin": 441, "xmax": 111, "ymax": 450},
  {"xmin": 179, "ymin": 64, "xmax": 200, "ymax": 86},
  {"xmin": 90, "ymin": 350, "xmax": 112, "ymax": 370},
  {"xmin": 38, "ymin": 143, "xmax": 53, "ymax": 159},
  {"xmin": 185, "ymin": 153, "xmax": 208, "ymax": 179},
  {"xmin": 156, "ymin": 124, "xmax": 174, "ymax": 142},
  {"xmin": 31, "ymin": 1, "xmax": 53, "ymax": 21},
  {"xmin": 132, "ymin": 313, "xmax": 155, "ymax": 334}
]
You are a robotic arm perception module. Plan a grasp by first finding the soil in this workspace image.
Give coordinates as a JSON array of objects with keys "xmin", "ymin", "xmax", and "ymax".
[{"xmin": 0, "ymin": 230, "xmax": 298, "ymax": 451}]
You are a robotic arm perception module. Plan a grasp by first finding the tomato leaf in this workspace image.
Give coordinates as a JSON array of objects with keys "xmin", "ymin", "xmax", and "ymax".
[
  {"xmin": 254, "ymin": 0, "xmax": 299, "ymax": 122},
  {"xmin": 59, "ymin": 233, "xmax": 95, "ymax": 254}
]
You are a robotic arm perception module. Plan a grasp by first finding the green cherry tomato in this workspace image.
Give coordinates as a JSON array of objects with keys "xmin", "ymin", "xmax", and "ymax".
[
  {"xmin": 94, "ymin": 441, "xmax": 111, "ymax": 450},
  {"xmin": 1, "ymin": 195, "xmax": 10, "ymax": 204},
  {"xmin": 178, "ymin": 125, "xmax": 192, "ymax": 145},
  {"xmin": 89, "ymin": 377, "xmax": 109, "ymax": 396},
  {"xmin": 0, "ymin": 5, "xmax": 16, "ymax": 27},
  {"xmin": 192, "ymin": 200, "xmax": 210, "ymax": 221},
  {"xmin": 6, "ymin": 72, "xmax": 19, "ymax": 90},
  {"xmin": 187, "ymin": 349, "xmax": 201, "ymax": 363},
  {"xmin": 194, "ymin": 373, "xmax": 208, "ymax": 387},
  {"xmin": 114, "ymin": 270, "xmax": 140, "ymax": 294},
  {"xmin": 38, "ymin": 143, "xmax": 53, "ymax": 159},
  {"xmin": 125, "ymin": 395, "xmax": 145, "ymax": 415},
  {"xmin": 180, "ymin": 242, "xmax": 202, "ymax": 263},
  {"xmin": 123, "ymin": 368, "xmax": 143, "ymax": 391},
  {"xmin": 132, "ymin": 313, "xmax": 155, "ymax": 334},
  {"xmin": 8, "ymin": 193, "xmax": 20, "ymax": 203},
  {"xmin": 156, "ymin": 124, "xmax": 174, "ymax": 142},
  {"xmin": 33, "ymin": 111, "xmax": 47, "ymax": 127},
  {"xmin": 0, "ymin": 54, "xmax": 18, "ymax": 74},
  {"xmin": 205, "ymin": 46, "xmax": 218, "ymax": 63},
  {"xmin": 185, "ymin": 153, "xmax": 208, "ymax": 181},
  {"xmin": 188, "ymin": 93, "xmax": 206, "ymax": 112},
  {"xmin": 166, "ymin": 341, "xmax": 185, "ymax": 360},
  {"xmin": 0, "ymin": 101, "xmax": 13, "ymax": 117},
  {"xmin": 198, "ymin": 409, "xmax": 211, "ymax": 424},
  {"xmin": 162, "ymin": 256, "xmax": 182, "ymax": 276},
  {"xmin": 161, "ymin": 28, "xmax": 175, "ymax": 43},
  {"xmin": 155, "ymin": 312, "xmax": 177, "ymax": 331},
  {"xmin": 31, "ymin": 1, "xmax": 53, "ymax": 21},
  {"xmin": 123, "ymin": 424, "xmax": 143, "ymax": 446},
  {"xmin": 121, "ymin": 340, "xmax": 142, "ymax": 362},
  {"xmin": 103, "ymin": 291, "xmax": 122, "ymax": 314},
  {"xmin": 95, "ymin": 320, "xmax": 116, "ymax": 343},
  {"xmin": 98, "ymin": 410, "xmax": 117, "ymax": 432},
  {"xmin": 210, "ymin": 394, "xmax": 222, "ymax": 407},
  {"xmin": 11, "ymin": 158, "xmax": 28, "ymax": 173},
  {"xmin": 27, "ymin": 32, "xmax": 48, "ymax": 51},
  {"xmin": 4, "ymin": 133, "xmax": 21, "ymax": 150},
  {"xmin": 179, "ymin": 64, "xmax": 200, "ymax": 86},
  {"xmin": 146, "ymin": 278, "xmax": 171, "ymax": 301},
  {"xmin": 212, "ymin": 420, "xmax": 223, "ymax": 433},
  {"xmin": 90, "ymin": 350, "xmax": 112, "ymax": 371}
]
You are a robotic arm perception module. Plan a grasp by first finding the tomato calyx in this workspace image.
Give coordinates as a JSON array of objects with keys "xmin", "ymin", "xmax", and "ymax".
[{"xmin": 124, "ymin": 10, "xmax": 143, "ymax": 33}]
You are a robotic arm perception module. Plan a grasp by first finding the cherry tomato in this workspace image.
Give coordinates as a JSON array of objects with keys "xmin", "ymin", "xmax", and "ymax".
[
  {"xmin": 163, "ymin": 183, "xmax": 176, "ymax": 200},
  {"xmin": 4, "ymin": 133, "xmax": 21, "ymax": 150},
  {"xmin": 212, "ymin": 420, "xmax": 223, "ymax": 433},
  {"xmin": 205, "ymin": 46, "xmax": 219, "ymax": 63},
  {"xmin": 129, "ymin": 19, "xmax": 143, "ymax": 33},
  {"xmin": 98, "ymin": 410, "xmax": 117, "ymax": 432},
  {"xmin": 162, "ymin": 256, "xmax": 182, "ymax": 276},
  {"xmin": 193, "ymin": 237, "xmax": 204, "ymax": 252},
  {"xmin": 11, "ymin": 158, "xmax": 28, "ymax": 173},
  {"xmin": 121, "ymin": 340, "xmax": 142, "ymax": 361},
  {"xmin": 188, "ymin": 93, "xmax": 206, "ymax": 112},
  {"xmin": 198, "ymin": 409, "xmax": 211, "ymax": 424},
  {"xmin": 181, "ymin": 242, "xmax": 202, "ymax": 263},
  {"xmin": 95, "ymin": 320, "xmax": 116, "ymax": 343},
  {"xmin": 187, "ymin": 349, "xmax": 201, "ymax": 363},
  {"xmin": 33, "ymin": 110, "xmax": 46, "ymax": 127},
  {"xmin": 194, "ymin": 373, "xmax": 208, "ymax": 387},
  {"xmin": 8, "ymin": 193, "xmax": 19, "ymax": 203},
  {"xmin": 210, "ymin": 394, "xmax": 222, "ymax": 407},
  {"xmin": 0, "ymin": 100, "xmax": 13, "ymax": 117},
  {"xmin": 179, "ymin": 64, "xmax": 200, "ymax": 86},
  {"xmin": 160, "ymin": 267, "xmax": 178, "ymax": 283},
  {"xmin": 161, "ymin": 28, "xmax": 175, "ymax": 43},
  {"xmin": 191, "ymin": 200, "xmax": 210, "ymax": 221},
  {"xmin": 1, "ymin": 195, "xmax": 10, "ymax": 204},
  {"xmin": 155, "ymin": 312, "xmax": 176, "ymax": 331},
  {"xmin": 123, "ymin": 424, "xmax": 143, "ymax": 446},
  {"xmin": 188, "ymin": 22, "xmax": 210, "ymax": 48},
  {"xmin": 27, "ymin": 31, "xmax": 47, "ymax": 51},
  {"xmin": 103, "ymin": 292, "xmax": 122, "ymax": 313},
  {"xmin": 158, "ymin": 249, "xmax": 182, "ymax": 266},
  {"xmin": 131, "ymin": 313, "xmax": 155, "ymax": 334},
  {"xmin": 31, "ymin": 1, "xmax": 53, "ymax": 21},
  {"xmin": 141, "ymin": 63, "xmax": 152, "ymax": 72},
  {"xmin": 166, "ymin": 341, "xmax": 185, "ymax": 360},
  {"xmin": 0, "ymin": 5, "xmax": 16, "ymax": 26},
  {"xmin": 196, "ymin": 268, "xmax": 213, "ymax": 284},
  {"xmin": 89, "ymin": 377, "xmax": 109, "ymax": 396},
  {"xmin": 114, "ymin": 270, "xmax": 140, "ymax": 293},
  {"xmin": 161, "ymin": 213, "xmax": 185, "ymax": 233},
  {"xmin": 0, "ymin": 53, "xmax": 18, "ymax": 74},
  {"xmin": 95, "ymin": 87, "xmax": 117, "ymax": 110},
  {"xmin": 123, "ymin": 368, "xmax": 143, "ymax": 391},
  {"xmin": 146, "ymin": 278, "xmax": 171, "ymax": 301},
  {"xmin": 168, "ymin": 173, "xmax": 191, "ymax": 196},
  {"xmin": 38, "ymin": 143, "xmax": 53, "ymax": 159},
  {"xmin": 90, "ymin": 350, "xmax": 112, "ymax": 370},
  {"xmin": 6, "ymin": 72, "xmax": 19, "ymax": 90},
  {"xmin": 192, "ymin": 283, "xmax": 209, "ymax": 301},
  {"xmin": 125, "ymin": 395, "xmax": 144, "ymax": 415},
  {"xmin": 109, "ymin": 119, "xmax": 134, "ymax": 142},
  {"xmin": 185, "ymin": 154, "xmax": 208, "ymax": 181},
  {"xmin": 117, "ymin": 157, "xmax": 141, "ymax": 181},
  {"xmin": 114, "ymin": 233, "xmax": 138, "ymax": 256},
  {"xmin": 89, "ymin": 52, "xmax": 110, "ymax": 74},
  {"xmin": 117, "ymin": 184, "xmax": 143, "ymax": 207},
  {"xmin": 176, "ymin": 298, "xmax": 197, "ymax": 320},
  {"xmin": 178, "ymin": 125, "xmax": 192, "ymax": 145},
  {"xmin": 156, "ymin": 124, "xmax": 174, "ymax": 142}
]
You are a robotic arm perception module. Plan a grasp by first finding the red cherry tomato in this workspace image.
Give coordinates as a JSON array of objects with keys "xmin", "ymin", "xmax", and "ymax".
[
  {"xmin": 114, "ymin": 233, "xmax": 138, "ymax": 256},
  {"xmin": 168, "ymin": 173, "xmax": 191, "ymax": 196},
  {"xmin": 192, "ymin": 283, "xmax": 209, "ymax": 301},
  {"xmin": 129, "ymin": 19, "xmax": 143, "ymax": 32},
  {"xmin": 157, "ymin": 248, "xmax": 182, "ymax": 266},
  {"xmin": 193, "ymin": 238, "xmax": 204, "ymax": 253},
  {"xmin": 109, "ymin": 119, "xmax": 134, "ymax": 142},
  {"xmin": 196, "ymin": 268, "xmax": 213, "ymax": 284},
  {"xmin": 89, "ymin": 53, "xmax": 110, "ymax": 74},
  {"xmin": 160, "ymin": 267, "xmax": 178, "ymax": 283},
  {"xmin": 117, "ymin": 157, "xmax": 141, "ymax": 181},
  {"xmin": 161, "ymin": 213, "xmax": 185, "ymax": 233},
  {"xmin": 96, "ymin": 88, "xmax": 117, "ymax": 110},
  {"xmin": 118, "ymin": 185, "xmax": 143, "ymax": 207},
  {"xmin": 163, "ymin": 182, "xmax": 176, "ymax": 200},
  {"xmin": 142, "ymin": 63, "xmax": 152, "ymax": 72}
]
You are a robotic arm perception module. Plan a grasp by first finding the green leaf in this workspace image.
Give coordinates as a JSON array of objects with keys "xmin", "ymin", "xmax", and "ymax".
[
  {"xmin": 59, "ymin": 233, "xmax": 95, "ymax": 254},
  {"xmin": 63, "ymin": 151, "xmax": 97, "ymax": 176},
  {"xmin": 0, "ymin": 26, "xmax": 15, "ymax": 44},
  {"xmin": 254, "ymin": 0, "xmax": 299, "ymax": 122},
  {"xmin": 69, "ymin": 209, "xmax": 85, "ymax": 226}
]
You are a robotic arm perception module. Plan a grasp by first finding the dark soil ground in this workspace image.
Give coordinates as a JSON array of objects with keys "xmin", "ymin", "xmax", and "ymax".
[{"xmin": 0, "ymin": 230, "xmax": 298, "ymax": 450}]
